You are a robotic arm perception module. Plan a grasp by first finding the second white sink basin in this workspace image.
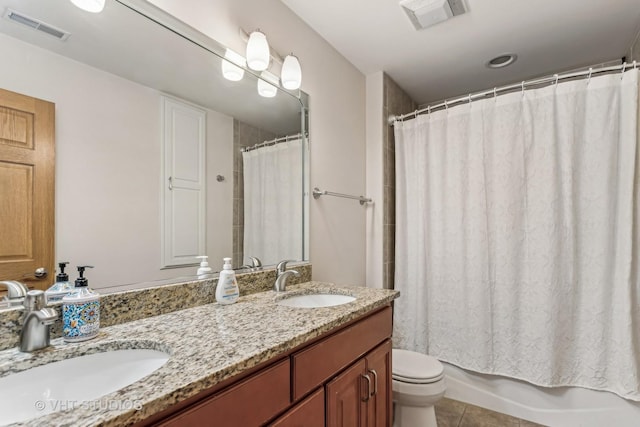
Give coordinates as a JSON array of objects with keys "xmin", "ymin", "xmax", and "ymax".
[
  {"xmin": 277, "ymin": 293, "xmax": 356, "ymax": 308},
  {"xmin": 0, "ymin": 348, "xmax": 169, "ymax": 425}
]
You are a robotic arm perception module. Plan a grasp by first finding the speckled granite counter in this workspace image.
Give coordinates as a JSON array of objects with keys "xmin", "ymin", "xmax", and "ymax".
[
  {"xmin": 0, "ymin": 282, "xmax": 398, "ymax": 427},
  {"xmin": 0, "ymin": 264, "xmax": 312, "ymax": 352}
]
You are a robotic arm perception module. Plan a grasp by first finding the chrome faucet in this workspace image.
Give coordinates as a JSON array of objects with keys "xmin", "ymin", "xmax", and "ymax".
[
  {"xmin": 274, "ymin": 260, "xmax": 300, "ymax": 292},
  {"xmin": 0, "ymin": 280, "xmax": 29, "ymax": 307},
  {"xmin": 240, "ymin": 256, "xmax": 263, "ymax": 271},
  {"xmin": 20, "ymin": 290, "xmax": 58, "ymax": 352}
]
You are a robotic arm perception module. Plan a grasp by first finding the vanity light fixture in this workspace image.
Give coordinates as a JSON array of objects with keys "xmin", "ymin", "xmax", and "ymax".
[
  {"xmin": 246, "ymin": 30, "xmax": 270, "ymax": 71},
  {"xmin": 222, "ymin": 49, "xmax": 246, "ymax": 81},
  {"xmin": 281, "ymin": 54, "xmax": 302, "ymax": 90},
  {"xmin": 69, "ymin": 0, "xmax": 105, "ymax": 13},
  {"xmin": 257, "ymin": 71, "xmax": 279, "ymax": 98}
]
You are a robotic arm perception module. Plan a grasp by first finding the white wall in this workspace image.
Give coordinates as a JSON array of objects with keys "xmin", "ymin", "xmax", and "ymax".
[
  {"xmin": 365, "ymin": 72, "xmax": 384, "ymax": 289},
  {"xmin": 148, "ymin": 0, "xmax": 368, "ymax": 285},
  {"xmin": 0, "ymin": 33, "xmax": 233, "ymax": 289}
]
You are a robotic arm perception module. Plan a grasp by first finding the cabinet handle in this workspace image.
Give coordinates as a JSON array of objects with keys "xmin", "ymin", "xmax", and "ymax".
[
  {"xmin": 361, "ymin": 373, "xmax": 372, "ymax": 402},
  {"xmin": 168, "ymin": 176, "xmax": 173, "ymax": 190},
  {"xmin": 368, "ymin": 369, "xmax": 378, "ymax": 397}
]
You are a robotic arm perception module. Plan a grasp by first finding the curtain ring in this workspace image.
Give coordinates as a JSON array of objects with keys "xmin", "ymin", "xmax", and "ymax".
[
  {"xmin": 521, "ymin": 81, "xmax": 525, "ymax": 97},
  {"xmin": 444, "ymin": 100, "xmax": 448, "ymax": 110},
  {"xmin": 427, "ymin": 105, "xmax": 431, "ymax": 115},
  {"xmin": 554, "ymin": 74, "xmax": 559, "ymax": 87},
  {"xmin": 468, "ymin": 94, "xmax": 472, "ymax": 105},
  {"xmin": 587, "ymin": 68, "xmax": 593, "ymax": 85},
  {"xmin": 634, "ymin": 60, "xmax": 637, "ymax": 70},
  {"xmin": 493, "ymin": 87, "xmax": 497, "ymax": 101}
]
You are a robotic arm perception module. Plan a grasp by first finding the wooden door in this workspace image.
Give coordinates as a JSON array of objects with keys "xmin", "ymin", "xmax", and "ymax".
[
  {"xmin": 0, "ymin": 88, "xmax": 55, "ymax": 290},
  {"xmin": 366, "ymin": 340, "xmax": 392, "ymax": 427},
  {"xmin": 326, "ymin": 359, "xmax": 367, "ymax": 427}
]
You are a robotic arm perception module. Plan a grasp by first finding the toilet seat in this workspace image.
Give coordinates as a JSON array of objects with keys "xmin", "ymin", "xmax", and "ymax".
[{"xmin": 392, "ymin": 349, "xmax": 444, "ymax": 384}]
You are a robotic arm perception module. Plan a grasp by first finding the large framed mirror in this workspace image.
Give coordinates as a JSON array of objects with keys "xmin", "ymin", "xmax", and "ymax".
[{"xmin": 0, "ymin": 0, "xmax": 309, "ymax": 294}]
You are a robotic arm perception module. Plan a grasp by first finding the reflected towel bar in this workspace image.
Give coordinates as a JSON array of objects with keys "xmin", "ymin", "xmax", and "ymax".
[{"xmin": 312, "ymin": 187, "xmax": 372, "ymax": 205}]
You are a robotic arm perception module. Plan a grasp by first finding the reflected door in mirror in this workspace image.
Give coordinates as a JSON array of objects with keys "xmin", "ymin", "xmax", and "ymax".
[{"xmin": 0, "ymin": 88, "xmax": 54, "ymax": 290}]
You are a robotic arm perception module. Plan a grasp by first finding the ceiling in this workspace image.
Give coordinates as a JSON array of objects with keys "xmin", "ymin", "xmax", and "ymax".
[
  {"xmin": 280, "ymin": 0, "xmax": 640, "ymax": 105},
  {"xmin": 0, "ymin": 0, "xmax": 303, "ymax": 135}
]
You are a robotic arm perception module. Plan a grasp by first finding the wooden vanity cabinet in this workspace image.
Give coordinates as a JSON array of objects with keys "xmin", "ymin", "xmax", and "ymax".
[
  {"xmin": 325, "ymin": 340, "xmax": 392, "ymax": 427},
  {"xmin": 146, "ymin": 305, "xmax": 393, "ymax": 427}
]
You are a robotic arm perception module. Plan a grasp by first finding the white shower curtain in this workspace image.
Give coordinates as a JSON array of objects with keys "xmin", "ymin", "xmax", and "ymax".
[
  {"xmin": 394, "ymin": 70, "xmax": 640, "ymax": 400},
  {"xmin": 243, "ymin": 138, "xmax": 303, "ymax": 266}
]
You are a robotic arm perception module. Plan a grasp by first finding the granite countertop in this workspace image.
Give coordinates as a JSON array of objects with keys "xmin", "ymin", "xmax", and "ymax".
[{"xmin": 0, "ymin": 281, "xmax": 399, "ymax": 427}]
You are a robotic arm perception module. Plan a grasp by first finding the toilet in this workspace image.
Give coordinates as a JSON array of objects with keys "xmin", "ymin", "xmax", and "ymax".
[{"xmin": 392, "ymin": 349, "xmax": 446, "ymax": 427}]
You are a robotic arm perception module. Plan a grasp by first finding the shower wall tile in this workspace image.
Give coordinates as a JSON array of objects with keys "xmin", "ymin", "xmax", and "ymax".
[{"xmin": 382, "ymin": 74, "xmax": 416, "ymax": 289}]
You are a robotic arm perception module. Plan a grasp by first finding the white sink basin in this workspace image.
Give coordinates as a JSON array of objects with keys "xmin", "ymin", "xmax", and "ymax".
[
  {"xmin": 277, "ymin": 293, "xmax": 356, "ymax": 308},
  {"xmin": 0, "ymin": 348, "xmax": 169, "ymax": 425}
]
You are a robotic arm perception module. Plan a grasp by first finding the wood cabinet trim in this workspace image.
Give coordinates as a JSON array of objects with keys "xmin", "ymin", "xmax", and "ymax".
[{"xmin": 156, "ymin": 359, "xmax": 290, "ymax": 427}]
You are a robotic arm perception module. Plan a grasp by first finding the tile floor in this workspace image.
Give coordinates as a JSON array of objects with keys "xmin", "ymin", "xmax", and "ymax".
[{"xmin": 434, "ymin": 398, "xmax": 547, "ymax": 427}]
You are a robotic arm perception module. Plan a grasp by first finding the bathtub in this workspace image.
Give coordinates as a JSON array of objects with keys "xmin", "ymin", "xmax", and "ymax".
[{"xmin": 442, "ymin": 362, "xmax": 640, "ymax": 426}]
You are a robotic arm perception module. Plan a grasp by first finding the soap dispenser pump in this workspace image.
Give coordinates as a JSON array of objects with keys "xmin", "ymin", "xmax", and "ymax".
[
  {"xmin": 62, "ymin": 266, "xmax": 100, "ymax": 342},
  {"xmin": 45, "ymin": 261, "xmax": 75, "ymax": 303},
  {"xmin": 196, "ymin": 255, "xmax": 213, "ymax": 277},
  {"xmin": 215, "ymin": 257, "xmax": 239, "ymax": 305}
]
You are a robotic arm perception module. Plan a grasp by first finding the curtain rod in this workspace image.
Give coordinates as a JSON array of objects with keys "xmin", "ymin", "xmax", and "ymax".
[
  {"xmin": 241, "ymin": 132, "xmax": 306, "ymax": 152},
  {"xmin": 389, "ymin": 61, "xmax": 637, "ymax": 125}
]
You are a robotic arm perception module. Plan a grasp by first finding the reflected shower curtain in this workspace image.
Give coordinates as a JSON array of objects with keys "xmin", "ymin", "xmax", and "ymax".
[
  {"xmin": 242, "ymin": 138, "xmax": 303, "ymax": 266},
  {"xmin": 393, "ymin": 71, "xmax": 640, "ymax": 400}
]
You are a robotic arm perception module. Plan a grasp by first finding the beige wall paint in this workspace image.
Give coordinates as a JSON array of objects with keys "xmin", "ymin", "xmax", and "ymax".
[
  {"xmin": 0, "ymin": 33, "xmax": 233, "ymax": 289},
  {"xmin": 627, "ymin": 29, "xmax": 640, "ymax": 61},
  {"xmin": 365, "ymin": 72, "xmax": 384, "ymax": 289},
  {"xmin": 148, "ymin": 0, "xmax": 368, "ymax": 284}
]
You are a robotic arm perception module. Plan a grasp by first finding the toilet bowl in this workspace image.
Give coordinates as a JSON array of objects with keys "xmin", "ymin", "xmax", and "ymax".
[{"xmin": 392, "ymin": 349, "xmax": 446, "ymax": 427}]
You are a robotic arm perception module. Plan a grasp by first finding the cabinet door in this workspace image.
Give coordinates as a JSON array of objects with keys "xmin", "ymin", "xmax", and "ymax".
[
  {"xmin": 326, "ymin": 359, "xmax": 367, "ymax": 427},
  {"xmin": 365, "ymin": 340, "xmax": 392, "ymax": 427},
  {"xmin": 270, "ymin": 388, "xmax": 324, "ymax": 427}
]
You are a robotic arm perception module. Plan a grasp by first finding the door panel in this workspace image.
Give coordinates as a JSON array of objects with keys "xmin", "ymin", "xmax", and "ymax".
[
  {"xmin": 366, "ymin": 340, "xmax": 392, "ymax": 427},
  {"xmin": 0, "ymin": 88, "xmax": 54, "ymax": 289},
  {"xmin": 326, "ymin": 359, "xmax": 367, "ymax": 427}
]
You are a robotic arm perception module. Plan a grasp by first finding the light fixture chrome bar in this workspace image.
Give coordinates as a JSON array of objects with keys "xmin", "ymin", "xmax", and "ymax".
[
  {"xmin": 389, "ymin": 60, "xmax": 636, "ymax": 125},
  {"xmin": 312, "ymin": 187, "xmax": 372, "ymax": 206},
  {"xmin": 242, "ymin": 132, "xmax": 306, "ymax": 153}
]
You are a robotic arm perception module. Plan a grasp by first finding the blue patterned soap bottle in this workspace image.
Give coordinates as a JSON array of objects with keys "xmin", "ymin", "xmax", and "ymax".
[{"xmin": 62, "ymin": 266, "xmax": 100, "ymax": 342}]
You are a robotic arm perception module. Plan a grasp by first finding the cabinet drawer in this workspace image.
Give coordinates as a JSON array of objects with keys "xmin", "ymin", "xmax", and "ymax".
[
  {"xmin": 269, "ymin": 388, "xmax": 324, "ymax": 427},
  {"xmin": 158, "ymin": 359, "xmax": 290, "ymax": 427},
  {"xmin": 292, "ymin": 306, "xmax": 392, "ymax": 400}
]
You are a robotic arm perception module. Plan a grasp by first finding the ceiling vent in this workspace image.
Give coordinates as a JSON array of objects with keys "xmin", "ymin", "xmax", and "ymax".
[
  {"xmin": 3, "ymin": 9, "xmax": 71, "ymax": 41},
  {"xmin": 400, "ymin": 0, "xmax": 467, "ymax": 31}
]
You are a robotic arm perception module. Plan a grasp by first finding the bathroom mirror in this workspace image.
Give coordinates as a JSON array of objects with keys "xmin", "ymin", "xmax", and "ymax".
[{"xmin": 0, "ymin": 0, "xmax": 309, "ymax": 293}]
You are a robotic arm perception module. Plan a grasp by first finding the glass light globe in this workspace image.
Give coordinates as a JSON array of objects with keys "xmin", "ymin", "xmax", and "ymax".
[
  {"xmin": 222, "ymin": 49, "xmax": 246, "ymax": 82},
  {"xmin": 246, "ymin": 31, "xmax": 270, "ymax": 71},
  {"xmin": 257, "ymin": 71, "xmax": 278, "ymax": 98},
  {"xmin": 70, "ymin": 0, "xmax": 105, "ymax": 13},
  {"xmin": 281, "ymin": 54, "xmax": 302, "ymax": 90}
]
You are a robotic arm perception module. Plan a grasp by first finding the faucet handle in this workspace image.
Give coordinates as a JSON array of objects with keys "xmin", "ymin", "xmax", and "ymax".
[
  {"xmin": 23, "ymin": 290, "xmax": 46, "ymax": 311},
  {"xmin": 276, "ymin": 259, "xmax": 296, "ymax": 274}
]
